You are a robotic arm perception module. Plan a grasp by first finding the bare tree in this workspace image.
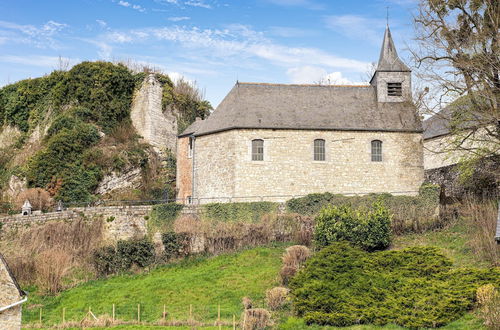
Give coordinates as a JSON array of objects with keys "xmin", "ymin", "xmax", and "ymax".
[{"xmin": 411, "ymin": 0, "xmax": 499, "ymax": 168}]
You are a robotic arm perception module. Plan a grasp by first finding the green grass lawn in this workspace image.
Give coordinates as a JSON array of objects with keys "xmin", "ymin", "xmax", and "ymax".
[{"xmin": 23, "ymin": 245, "xmax": 287, "ymax": 327}]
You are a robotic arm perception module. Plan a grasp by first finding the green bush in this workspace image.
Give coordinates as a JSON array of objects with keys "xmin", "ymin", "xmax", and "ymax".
[
  {"xmin": 161, "ymin": 231, "xmax": 191, "ymax": 259},
  {"xmin": 289, "ymin": 242, "xmax": 500, "ymax": 328},
  {"xmin": 92, "ymin": 239, "xmax": 155, "ymax": 277},
  {"xmin": 148, "ymin": 203, "xmax": 184, "ymax": 233},
  {"xmin": 314, "ymin": 202, "xmax": 391, "ymax": 251},
  {"xmin": 202, "ymin": 202, "xmax": 278, "ymax": 223},
  {"xmin": 287, "ymin": 184, "xmax": 441, "ymax": 234}
]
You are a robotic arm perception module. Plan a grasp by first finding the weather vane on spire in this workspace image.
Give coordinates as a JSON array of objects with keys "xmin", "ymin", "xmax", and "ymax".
[{"xmin": 386, "ymin": 6, "xmax": 390, "ymax": 27}]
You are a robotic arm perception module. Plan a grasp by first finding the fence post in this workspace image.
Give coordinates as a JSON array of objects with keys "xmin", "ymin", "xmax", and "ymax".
[
  {"xmin": 112, "ymin": 304, "xmax": 115, "ymax": 323},
  {"xmin": 217, "ymin": 304, "xmax": 220, "ymax": 323},
  {"xmin": 137, "ymin": 304, "xmax": 140, "ymax": 323},
  {"xmin": 233, "ymin": 314, "xmax": 236, "ymax": 330},
  {"xmin": 163, "ymin": 304, "xmax": 166, "ymax": 320},
  {"xmin": 189, "ymin": 304, "xmax": 193, "ymax": 320},
  {"xmin": 62, "ymin": 307, "xmax": 66, "ymax": 324},
  {"xmin": 39, "ymin": 308, "xmax": 42, "ymax": 324}
]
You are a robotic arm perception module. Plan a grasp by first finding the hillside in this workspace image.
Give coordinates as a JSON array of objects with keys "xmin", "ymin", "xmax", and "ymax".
[
  {"xmin": 0, "ymin": 62, "xmax": 211, "ymax": 208},
  {"xmin": 22, "ymin": 245, "xmax": 286, "ymax": 327}
]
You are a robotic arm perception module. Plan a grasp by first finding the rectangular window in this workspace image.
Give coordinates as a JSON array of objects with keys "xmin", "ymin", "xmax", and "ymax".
[
  {"xmin": 371, "ymin": 140, "xmax": 382, "ymax": 162},
  {"xmin": 387, "ymin": 82, "xmax": 402, "ymax": 96},
  {"xmin": 188, "ymin": 136, "xmax": 194, "ymax": 158},
  {"xmin": 252, "ymin": 139, "xmax": 264, "ymax": 161},
  {"xmin": 314, "ymin": 139, "xmax": 325, "ymax": 161}
]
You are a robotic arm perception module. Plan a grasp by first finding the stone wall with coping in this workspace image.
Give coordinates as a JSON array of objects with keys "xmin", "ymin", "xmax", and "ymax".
[
  {"xmin": 0, "ymin": 257, "xmax": 22, "ymax": 330},
  {"xmin": 188, "ymin": 129, "xmax": 423, "ymax": 203},
  {"xmin": 0, "ymin": 205, "xmax": 152, "ymax": 243}
]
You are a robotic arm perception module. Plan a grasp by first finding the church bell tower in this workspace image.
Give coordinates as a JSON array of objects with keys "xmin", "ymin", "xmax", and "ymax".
[{"xmin": 370, "ymin": 25, "xmax": 411, "ymax": 103}]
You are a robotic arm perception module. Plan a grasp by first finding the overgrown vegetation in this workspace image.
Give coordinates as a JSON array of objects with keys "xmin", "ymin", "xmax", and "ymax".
[
  {"xmin": 147, "ymin": 202, "xmax": 185, "ymax": 233},
  {"xmin": 0, "ymin": 61, "xmax": 211, "ymax": 204},
  {"xmin": 287, "ymin": 184, "xmax": 440, "ymax": 234},
  {"xmin": 289, "ymin": 242, "xmax": 500, "ymax": 328},
  {"xmin": 202, "ymin": 201, "xmax": 279, "ymax": 223},
  {"xmin": 314, "ymin": 201, "xmax": 392, "ymax": 251}
]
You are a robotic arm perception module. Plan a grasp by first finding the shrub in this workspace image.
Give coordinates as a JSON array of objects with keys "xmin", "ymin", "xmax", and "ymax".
[
  {"xmin": 241, "ymin": 308, "xmax": 272, "ymax": 330},
  {"xmin": 314, "ymin": 201, "xmax": 391, "ymax": 251},
  {"xmin": 202, "ymin": 202, "xmax": 278, "ymax": 223},
  {"xmin": 282, "ymin": 245, "xmax": 311, "ymax": 268},
  {"xmin": 477, "ymin": 284, "xmax": 500, "ymax": 328},
  {"xmin": 289, "ymin": 242, "xmax": 500, "ymax": 328},
  {"xmin": 161, "ymin": 231, "xmax": 190, "ymax": 260},
  {"xmin": 92, "ymin": 238, "xmax": 155, "ymax": 277},
  {"xmin": 266, "ymin": 287, "xmax": 289, "ymax": 310},
  {"xmin": 279, "ymin": 266, "xmax": 297, "ymax": 286},
  {"xmin": 286, "ymin": 184, "xmax": 441, "ymax": 235},
  {"xmin": 15, "ymin": 188, "xmax": 53, "ymax": 211},
  {"xmin": 148, "ymin": 203, "xmax": 184, "ymax": 233},
  {"xmin": 35, "ymin": 248, "xmax": 73, "ymax": 294}
]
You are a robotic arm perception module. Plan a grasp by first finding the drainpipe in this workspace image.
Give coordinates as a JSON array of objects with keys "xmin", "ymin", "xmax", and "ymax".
[
  {"xmin": 191, "ymin": 135, "xmax": 196, "ymax": 204},
  {"xmin": 0, "ymin": 296, "xmax": 28, "ymax": 313}
]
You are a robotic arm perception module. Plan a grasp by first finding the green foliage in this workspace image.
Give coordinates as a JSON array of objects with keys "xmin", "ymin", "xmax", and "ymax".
[
  {"xmin": 92, "ymin": 239, "xmax": 155, "ymax": 277},
  {"xmin": 202, "ymin": 202, "xmax": 278, "ymax": 223},
  {"xmin": 148, "ymin": 203, "xmax": 184, "ymax": 233},
  {"xmin": 24, "ymin": 245, "xmax": 286, "ymax": 325},
  {"xmin": 314, "ymin": 202, "xmax": 392, "ymax": 251},
  {"xmin": 52, "ymin": 62, "xmax": 136, "ymax": 133},
  {"xmin": 289, "ymin": 242, "xmax": 500, "ymax": 328},
  {"xmin": 161, "ymin": 231, "xmax": 190, "ymax": 260},
  {"xmin": 286, "ymin": 184, "xmax": 441, "ymax": 234}
]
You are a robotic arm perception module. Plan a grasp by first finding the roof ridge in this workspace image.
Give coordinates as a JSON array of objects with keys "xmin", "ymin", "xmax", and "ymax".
[{"xmin": 237, "ymin": 82, "xmax": 371, "ymax": 88}]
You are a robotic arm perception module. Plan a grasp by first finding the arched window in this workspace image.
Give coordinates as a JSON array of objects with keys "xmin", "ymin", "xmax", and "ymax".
[
  {"xmin": 371, "ymin": 140, "xmax": 382, "ymax": 162},
  {"xmin": 252, "ymin": 139, "xmax": 264, "ymax": 161},
  {"xmin": 314, "ymin": 139, "xmax": 325, "ymax": 161}
]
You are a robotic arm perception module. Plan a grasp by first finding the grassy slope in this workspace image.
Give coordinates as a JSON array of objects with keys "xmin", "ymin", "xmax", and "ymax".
[{"xmin": 23, "ymin": 245, "xmax": 286, "ymax": 326}]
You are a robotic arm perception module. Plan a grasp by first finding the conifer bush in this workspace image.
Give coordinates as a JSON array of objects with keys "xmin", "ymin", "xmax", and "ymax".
[
  {"xmin": 289, "ymin": 242, "xmax": 500, "ymax": 328},
  {"xmin": 314, "ymin": 201, "xmax": 391, "ymax": 251}
]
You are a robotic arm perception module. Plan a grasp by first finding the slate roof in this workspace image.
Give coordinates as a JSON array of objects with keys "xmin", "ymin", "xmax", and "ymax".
[
  {"xmin": 423, "ymin": 107, "xmax": 454, "ymax": 140},
  {"xmin": 376, "ymin": 26, "xmax": 410, "ymax": 72},
  {"xmin": 180, "ymin": 83, "xmax": 422, "ymax": 137}
]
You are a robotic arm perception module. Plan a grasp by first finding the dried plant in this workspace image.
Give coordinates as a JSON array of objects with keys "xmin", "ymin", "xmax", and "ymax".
[
  {"xmin": 241, "ymin": 308, "xmax": 272, "ymax": 330},
  {"xmin": 477, "ymin": 284, "xmax": 500, "ymax": 328},
  {"xmin": 266, "ymin": 287, "xmax": 289, "ymax": 310},
  {"xmin": 282, "ymin": 245, "xmax": 311, "ymax": 268},
  {"xmin": 35, "ymin": 248, "xmax": 73, "ymax": 294},
  {"xmin": 279, "ymin": 266, "xmax": 297, "ymax": 286},
  {"xmin": 242, "ymin": 296, "xmax": 253, "ymax": 310}
]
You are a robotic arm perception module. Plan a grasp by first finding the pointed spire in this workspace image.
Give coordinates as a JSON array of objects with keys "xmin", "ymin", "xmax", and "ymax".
[{"xmin": 376, "ymin": 25, "xmax": 410, "ymax": 72}]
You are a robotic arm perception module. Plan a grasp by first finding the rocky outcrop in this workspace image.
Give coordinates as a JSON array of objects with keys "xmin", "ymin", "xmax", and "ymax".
[
  {"xmin": 95, "ymin": 168, "xmax": 142, "ymax": 195},
  {"xmin": 0, "ymin": 126, "xmax": 21, "ymax": 149},
  {"xmin": 131, "ymin": 74, "xmax": 178, "ymax": 152},
  {"xmin": 2, "ymin": 176, "xmax": 26, "ymax": 202}
]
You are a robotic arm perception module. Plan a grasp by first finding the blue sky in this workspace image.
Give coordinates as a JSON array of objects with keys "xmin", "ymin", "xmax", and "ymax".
[{"xmin": 0, "ymin": 0, "xmax": 418, "ymax": 107}]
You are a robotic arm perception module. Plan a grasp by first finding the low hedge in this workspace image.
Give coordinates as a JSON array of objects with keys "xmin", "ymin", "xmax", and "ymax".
[
  {"xmin": 289, "ymin": 242, "xmax": 500, "ymax": 328},
  {"xmin": 314, "ymin": 202, "xmax": 391, "ymax": 251},
  {"xmin": 201, "ymin": 201, "xmax": 278, "ymax": 223},
  {"xmin": 286, "ymin": 184, "xmax": 441, "ymax": 234}
]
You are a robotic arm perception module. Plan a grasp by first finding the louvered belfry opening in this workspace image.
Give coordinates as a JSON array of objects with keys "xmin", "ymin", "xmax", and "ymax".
[{"xmin": 387, "ymin": 82, "xmax": 402, "ymax": 96}]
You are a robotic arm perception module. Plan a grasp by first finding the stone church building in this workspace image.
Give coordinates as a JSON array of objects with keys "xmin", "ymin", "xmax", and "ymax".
[{"xmin": 177, "ymin": 26, "xmax": 424, "ymax": 204}]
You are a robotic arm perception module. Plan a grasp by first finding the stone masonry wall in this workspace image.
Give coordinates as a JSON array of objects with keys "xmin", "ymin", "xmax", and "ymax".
[
  {"xmin": 131, "ymin": 74, "xmax": 178, "ymax": 152},
  {"xmin": 192, "ymin": 129, "xmax": 424, "ymax": 203},
  {"xmin": 0, "ymin": 258, "xmax": 22, "ymax": 330},
  {"xmin": 176, "ymin": 136, "xmax": 193, "ymax": 202},
  {"xmin": 0, "ymin": 205, "xmax": 152, "ymax": 243}
]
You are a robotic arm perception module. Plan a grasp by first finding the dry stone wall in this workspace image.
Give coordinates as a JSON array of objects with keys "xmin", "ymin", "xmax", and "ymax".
[{"xmin": 0, "ymin": 205, "xmax": 152, "ymax": 243}]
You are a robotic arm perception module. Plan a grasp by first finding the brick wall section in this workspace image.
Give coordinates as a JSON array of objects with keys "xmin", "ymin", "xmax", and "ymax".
[
  {"xmin": 0, "ymin": 206, "xmax": 152, "ymax": 243},
  {"xmin": 177, "ymin": 136, "xmax": 193, "ymax": 202},
  {"xmin": 189, "ymin": 129, "xmax": 423, "ymax": 203},
  {"xmin": 0, "ymin": 259, "xmax": 22, "ymax": 330}
]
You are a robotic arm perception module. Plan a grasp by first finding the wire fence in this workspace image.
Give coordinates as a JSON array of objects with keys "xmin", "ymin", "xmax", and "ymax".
[{"xmin": 23, "ymin": 303, "xmax": 247, "ymax": 328}]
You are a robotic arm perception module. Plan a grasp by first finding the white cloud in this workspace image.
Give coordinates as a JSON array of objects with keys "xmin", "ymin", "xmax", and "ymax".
[
  {"xmin": 184, "ymin": 0, "xmax": 211, "ymax": 9},
  {"xmin": 168, "ymin": 16, "xmax": 191, "ymax": 22},
  {"xmin": 324, "ymin": 15, "xmax": 386, "ymax": 44},
  {"xmin": 286, "ymin": 66, "xmax": 365, "ymax": 84},
  {"xmin": 117, "ymin": 0, "xmax": 146, "ymax": 12},
  {"xmin": 0, "ymin": 20, "xmax": 67, "ymax": 48},
  {"xmin": 96, "ymin": 20, "xmax": 107, "ymax": 28}
]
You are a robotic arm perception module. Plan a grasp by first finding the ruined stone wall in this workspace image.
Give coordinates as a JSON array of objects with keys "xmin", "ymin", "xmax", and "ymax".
[
  {"xmin": 176, "ymin": 136, "xmax": 193, "ymax": 202},
  {"xmin": 191, "ymin": 129, "xmax": 423, "ymax": 203},
  {"xmin": 131, "ymin": 74, "xmax": 178, "ymax": 152},
  {"xmin": 0, "ymin": 257, "xmax": 22, "ymax": 330},
  {"xmin": 0, "ymin": 205, "xmax": 152, "ymax": 243}
]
